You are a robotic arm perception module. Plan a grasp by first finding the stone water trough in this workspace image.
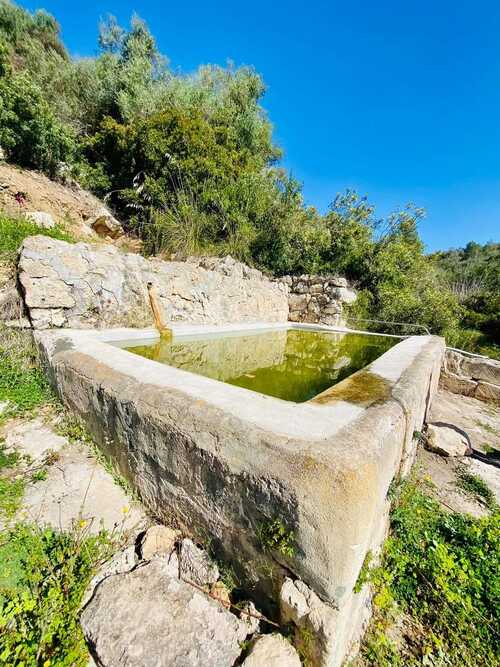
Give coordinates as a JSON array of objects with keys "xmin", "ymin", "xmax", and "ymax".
[{"xmin": 20, "ymin": 236, "xmax": 445, "ymax": 666}]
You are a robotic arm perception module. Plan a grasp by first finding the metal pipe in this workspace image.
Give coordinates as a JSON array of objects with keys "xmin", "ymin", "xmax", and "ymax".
[
  {"xmin": 344, "ymin": 317, "xmax": 431, "ymax": 335},
  {"xmin": 147, "ymin": 282, "xmax": 172, "ymax": 341}
]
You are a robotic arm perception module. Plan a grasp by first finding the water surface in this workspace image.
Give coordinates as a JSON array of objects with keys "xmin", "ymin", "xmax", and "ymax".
[{"xmin": 126, "ymin": 329, "xmax": 397, "ymax": 403}]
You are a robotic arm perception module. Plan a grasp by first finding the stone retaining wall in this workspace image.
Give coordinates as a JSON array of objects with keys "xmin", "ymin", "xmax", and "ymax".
[
  {"xmin": 275, "ymin": 274, "xmax": 357, "ymax": 326},
  {"xmin": 440, "ymin": 349, "xmax": 500, "ymax": 404},
  {"xmin": 17, "ymin": 237, "xmax": 289, "ymax": 329}
]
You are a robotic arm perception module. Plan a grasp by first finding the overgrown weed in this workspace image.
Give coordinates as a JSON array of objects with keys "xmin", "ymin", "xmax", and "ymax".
[{"xmin": 356, "ymin": 476, "xmax": 500, "ymax": 666}]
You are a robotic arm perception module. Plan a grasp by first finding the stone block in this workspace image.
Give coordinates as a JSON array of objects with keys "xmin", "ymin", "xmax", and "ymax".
[
  {"xmin": 242, "ymin": 634, "xmax": 301, "ymax": 666},
  {"xmin": 475, "ymin": 380, "xmax": 500, "ymax": 405},
  {"xmin": 81, "ymin": 560, "xmax": 246, "ymax": 667}
]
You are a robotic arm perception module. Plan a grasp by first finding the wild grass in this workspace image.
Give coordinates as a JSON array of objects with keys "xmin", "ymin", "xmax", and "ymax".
[
  {"xmin": 0, "ymin": 325, "xmax": 54, "ymax": 422},
  {"xmin": 0, "ymin": 213, "xmax": 74, "ymax": 273},
  {"xmin": 353, "ymin": 476, "xmax": 500, "ymax": 666},
  {"xmin": 455, "ymin": 466, "xmax": 497, "ymax": 510},
  {"xmin": 0, "ymin": 521, "xmax": 116, "ymax": 666}
]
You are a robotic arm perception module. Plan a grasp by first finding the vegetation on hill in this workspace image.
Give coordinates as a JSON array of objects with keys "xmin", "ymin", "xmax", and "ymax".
[
  {"xmin": 0, "ymin": 0, "xmax": 498, "ymax": 356},
  {"xmin": 432, "ymin": 242, "xmax": 499, "ymax": 357}
]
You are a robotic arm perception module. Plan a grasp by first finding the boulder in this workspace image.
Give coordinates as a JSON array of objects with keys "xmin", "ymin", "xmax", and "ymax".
[
  {"xmin": 440, "ymin": 372, "xmax": 477, "ymax": 397},
  {"xmin": 425, "ymin": 422, "xmax": 472, "ymax": 457},
  {"xmin": 81, "ymin": 559, "xmax": 247, "ymax": 667},
  {"xmin": 461, "ymin": 356, "xmax": 500, "ymax": 385},
  {"xmin": 179, "ymin": 538, "xmax": 220, "ymax": 587},
  {"xmin": 24, "ymin": 211, "xmax": 55, "ymax": 229},
  {"xmin": 242, "ymin": 634, "xmax": 301, "ymax": 667},
  {"xmin": 140, "ymin": 524, "xmax": 180, "ymax": 560},
  {"xmin": 90, "ymin": 210, "xmax": 124, "ymax": 238},
  {"xmin": 83, "ymin": 545, "xmax": 138, "ymax": 607}
]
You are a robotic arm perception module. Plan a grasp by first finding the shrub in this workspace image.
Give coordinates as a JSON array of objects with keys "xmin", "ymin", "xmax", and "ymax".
[
  {"xmin": 359, "ymin": 478, "xmax": 500, "ymax": 666},
  {"xmin": 0, "ymin": 64, "xmax": 75, "ymax": 176},
  {"xmin": 0, "ymin": 523, "xmax": 115, "ymax": 665}
]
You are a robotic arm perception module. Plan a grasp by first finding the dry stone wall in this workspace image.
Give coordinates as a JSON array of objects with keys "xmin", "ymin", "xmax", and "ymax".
[
  {"xmin": 275, "ymin": 274, "xmax": 357, "ymax": 326},
  {"xmin": 441, "ymin": 349, "xmax": 500, "ymax": 404},
  {"xmin": 17, "ymin": 237, "xmax": 289, "ymax": 329}
]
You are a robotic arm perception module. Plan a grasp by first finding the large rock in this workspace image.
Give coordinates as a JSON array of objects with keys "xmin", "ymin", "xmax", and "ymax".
[
  {"xmin": 242, "ymin": 634, "xmax": 301, "ymax": 666},
  {"xmin": 280, "ymin": 577, "xmax": 339, "ymax": 666},
  {"xmin": 81, "ymin": 559, "xmax": 247, "ymax": 667},
  {"xmin": 18, "ymin": 236, "xmax": 289, "ymax": 329},
  {"xmin": 425, "ymin": 422, "xmax": 472, "ymax": 457},
  {"xmin": 440, "ymin": 349, "xmax": 500, "ymax": 405}
]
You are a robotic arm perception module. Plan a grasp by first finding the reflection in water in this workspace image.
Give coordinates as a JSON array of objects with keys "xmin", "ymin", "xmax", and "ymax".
[{"xmin": 126, "ymin": 329, "xmax": 397, "ymax": 403}]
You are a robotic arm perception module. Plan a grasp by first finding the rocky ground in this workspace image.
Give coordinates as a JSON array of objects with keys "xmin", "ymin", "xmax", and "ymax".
[
  {"xmin": 420, "ymin": 388, "xmax": 500, "ymax": 518},
  {"xmin": 0, "ymin": 412, "xmax": 146, "ymax": 534}
]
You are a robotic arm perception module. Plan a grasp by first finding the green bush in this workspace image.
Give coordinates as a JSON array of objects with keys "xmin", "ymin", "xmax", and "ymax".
[
  {"xmin": 0, "ymin": 70, "xmax": 75, "ymax": 176},
  {"xmin": 359, "ymin": 478, "xmax": 500, "ymax": 666},
  {"xmin": 0, "ymin": 523, "xmax": 115, "ymax": 666},
  {"xmin": 0, "ymin": 214, "xmax": 74, "ymax": 268}
]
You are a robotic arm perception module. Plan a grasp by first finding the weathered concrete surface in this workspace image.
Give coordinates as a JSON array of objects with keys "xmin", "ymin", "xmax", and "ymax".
[
  {"xmin": 37, "ymin": 325, "xmax": 444, "ymax": 666},
  {"xmin": 81, "ymin": 559, "xmax": 247, "ymax": 667},
  {"xmin": 18, "ymin": 236, "xmax": 289, "ymax": 329},
  {"xmin": 441, "ymin": 349, "xmax": 500, "ymax": 405}
]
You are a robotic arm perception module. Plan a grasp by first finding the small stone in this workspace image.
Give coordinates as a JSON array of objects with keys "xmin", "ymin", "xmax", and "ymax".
[
  {"xmin": 210, "ymin": 580, "xmax": 231, "ymax": 606},
  {"xmin": 90, "ymin": 210, "xmax": 124, "ymax": 239},
  {"xmin": 240, "ymin": 601, "xmax": 261, "ymax": 635},
  {"xmin": 179, "ymin": 538, "xmax": 220, "ymax": 587},
  {"xmin": 335, "ymin": 287, "xmax": 357, "ymax": 304},
  {"xmin": 327, "ymin": 276, "xmax": 348, "ymax": 288},
  {"xmin": 288, "ymin": 294, "xmax": 308, "ymax": 310},
  {"xmin": 242, "ymin": 634, "xmax": 301, "ymax": 667},
  {"xmin": 24, "ymin": 211, "xmax": 55, "ymax": 229},
  {"xmin": 322, "ymin": 303, "xmax": 341, "ymax": 315},
  {"xmin": 309, "ymin": 283, "xmax": 323, "ymax": 294},
  {"xmin": 425, "ymin": 423, "xmax": 472, "ymax": 457},
  {"xmin": 140, "ymin": 524, "xmax": 180, "ymax": 560}
]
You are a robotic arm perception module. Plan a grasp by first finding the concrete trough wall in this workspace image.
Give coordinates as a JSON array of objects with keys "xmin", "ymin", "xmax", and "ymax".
[{"xmin": 36, "ymin": 324, "xmax": 444, "ymax": 665}]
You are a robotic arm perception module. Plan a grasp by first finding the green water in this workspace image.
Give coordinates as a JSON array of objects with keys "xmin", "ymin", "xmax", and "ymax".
[{"xmin": 125, "ymin": 329, "xmax": 397, "ymax": 403}]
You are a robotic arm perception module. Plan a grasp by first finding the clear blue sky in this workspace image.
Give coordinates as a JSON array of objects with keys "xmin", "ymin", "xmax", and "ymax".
[{"xmin": 21, "ymin": 0, "xmax": 500, "ymax": 251}]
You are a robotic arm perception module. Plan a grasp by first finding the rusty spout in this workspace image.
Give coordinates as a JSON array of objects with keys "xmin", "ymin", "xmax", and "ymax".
[{"xmin": 147, "ymin": 282, "xmax": 172, "ymax": 341}]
